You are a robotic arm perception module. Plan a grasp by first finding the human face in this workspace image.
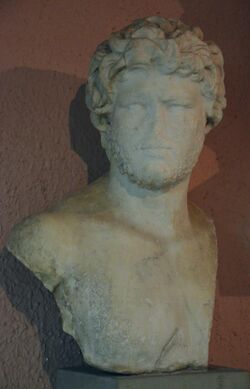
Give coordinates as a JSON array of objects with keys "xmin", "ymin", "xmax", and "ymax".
[{"xmin": 109, "ymin": 68, "xmax": 207, "ymax": 189}]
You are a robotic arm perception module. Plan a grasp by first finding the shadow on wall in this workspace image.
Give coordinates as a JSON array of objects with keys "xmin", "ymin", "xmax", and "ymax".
[
  {"xmin": 69, "ymin": 84, "xmax": 110, "ymax": 183},
  {"xmin": 0, "ymin": 67, "xmax": 87, "ymax": 248}
]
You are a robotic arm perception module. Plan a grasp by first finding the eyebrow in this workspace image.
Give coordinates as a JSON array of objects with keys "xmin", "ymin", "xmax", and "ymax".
[
  {"xmin": 117, "ymin": 92, "xmax": 149, "ymax": 103},
  {"xmin": 117, "ymin": 94, "xmax": 195, "ymax": 106},
  {"xmin": 162, "ymin": 92, "xmax": 197, "ymax": 102},
  {"xmin": 161, "ymin": 96, "xmax": 195, "ymax": 103}
]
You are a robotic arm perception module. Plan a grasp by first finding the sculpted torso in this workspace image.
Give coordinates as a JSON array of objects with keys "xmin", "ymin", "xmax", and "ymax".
[
  {"xmin": 6, "ymin": 17, "xmax": 226, "ymax": 373},
  {"xmin": 7, "ymin": 176, "xmax": 217, "ymax": 373}
]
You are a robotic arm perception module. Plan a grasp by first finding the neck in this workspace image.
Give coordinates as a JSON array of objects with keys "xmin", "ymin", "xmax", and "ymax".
[{"xmin": 107, "ymin": 164, "xmax": 191, "ymax": 240}]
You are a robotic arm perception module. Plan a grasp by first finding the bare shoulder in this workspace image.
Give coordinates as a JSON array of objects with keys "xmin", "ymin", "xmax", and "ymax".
[
  {"xmin": 6, "ymin": 176, "xmax": 111, "ymax": 290},
  {"xmin": 6, "ymin": 210, "xmax": 62, "ymax": 291},
  {"xmin": 51, "ymin": 175, "xmax": 110, "ymax": 216}
]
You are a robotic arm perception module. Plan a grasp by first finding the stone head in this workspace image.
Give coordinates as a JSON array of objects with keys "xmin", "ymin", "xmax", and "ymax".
[{"xmin": 86, "ymin": 17, "xmax": 226, "ymax": 189}]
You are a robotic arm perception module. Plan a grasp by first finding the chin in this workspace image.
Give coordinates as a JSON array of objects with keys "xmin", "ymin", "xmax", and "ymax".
[
  {"xmin": 125, "ymin": 164, "xmax": 192, "ymax": 190},
  {"xmin": 112, "ymin": 145, "xmax": 201, "ymax": 191}
]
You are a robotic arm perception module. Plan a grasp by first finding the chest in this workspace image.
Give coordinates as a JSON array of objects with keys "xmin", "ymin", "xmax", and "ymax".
[
  {"xmin": 54, "ymin": 237, "xmax": 217, "ymax": 371},
  {"xmin": 64, "ymin": 236, "xmax": 216, "ymax": 332}
]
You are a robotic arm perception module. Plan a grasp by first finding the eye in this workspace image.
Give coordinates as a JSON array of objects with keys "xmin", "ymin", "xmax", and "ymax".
[
  {"xmin": 120, "ymin": 103, "xmax": 147, "ymax": 120},
  {"xmin": 162, "ymin": 100, "xmax": 193, "ymax": 109},
  {"xmin": 116, "ymin": 103, "xmax": 147, "ymax": 130},
  {"xmin": 123, "ymin": 103, "xmax": 146, "ymax": 112}
]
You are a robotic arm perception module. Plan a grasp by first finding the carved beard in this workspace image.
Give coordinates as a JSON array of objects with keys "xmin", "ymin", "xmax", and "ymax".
[{"xmin": 102, "ymin": 131, "xmax": 204, "ymax": 190}]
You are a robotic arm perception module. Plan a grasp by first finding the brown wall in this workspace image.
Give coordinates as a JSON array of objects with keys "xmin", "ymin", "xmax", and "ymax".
[{"xmin": 0, "ymin": 0, "xmax": 249, "ymax": 388}]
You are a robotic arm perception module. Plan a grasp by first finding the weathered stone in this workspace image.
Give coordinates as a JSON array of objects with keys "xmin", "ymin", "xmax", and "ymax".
[{"xmin": 7, "ymin": 17, "xmax": 226, "ymax": 373}]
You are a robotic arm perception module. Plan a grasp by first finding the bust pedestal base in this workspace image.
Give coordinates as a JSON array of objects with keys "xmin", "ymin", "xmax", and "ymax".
[{"xmin": 56, "ymin": 366, "xmax": 250, "ymax": 389}]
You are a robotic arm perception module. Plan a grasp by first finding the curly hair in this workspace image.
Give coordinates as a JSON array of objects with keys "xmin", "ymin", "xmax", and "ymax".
[{"xmin": 86, "ymin": 16, "xmax": 226, "ymax": 133}]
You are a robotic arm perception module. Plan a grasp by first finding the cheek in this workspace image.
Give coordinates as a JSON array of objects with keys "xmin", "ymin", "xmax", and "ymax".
[
  {"xmin": 112, "ymin": 117, "xmax": 145, "ymax": 151},
  {"xmin": 112, "ymin": 106, "xmax": 147, "ymax": 129},
  {"xmin": 170, "ymin": 112, "xmax": 205, "ymax": 153}
]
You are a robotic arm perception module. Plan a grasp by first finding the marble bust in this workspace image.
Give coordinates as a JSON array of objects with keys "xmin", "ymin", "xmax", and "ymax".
[{"xmin": 7, "ymin": 17, "xmax": 226, "ymax": 373}]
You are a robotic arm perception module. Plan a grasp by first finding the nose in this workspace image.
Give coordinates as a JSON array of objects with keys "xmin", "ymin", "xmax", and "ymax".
[{"xmin": 151, "ymin": 104, "xmax": 167, "ymax": 138}]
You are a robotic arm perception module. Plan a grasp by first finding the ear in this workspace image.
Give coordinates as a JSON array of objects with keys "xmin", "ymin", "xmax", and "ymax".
[
  {"xmin": 90, "ymin": 112, "xmax": 112, "ymax": 132},
  {"xmin": 204, "ymin": 100, "xmax": 215, "ymax": 135},
  {"xmin": 204, "ymin": 116, "xmax": 215, "ymax": 134}
]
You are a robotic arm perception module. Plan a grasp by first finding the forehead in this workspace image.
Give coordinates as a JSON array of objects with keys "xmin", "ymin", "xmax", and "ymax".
[{"xmin": 114, "ymin": 67, "xmax": 202, "ymax": 103}]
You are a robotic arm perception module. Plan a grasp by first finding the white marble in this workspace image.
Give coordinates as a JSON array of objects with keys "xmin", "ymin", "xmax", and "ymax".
[{"xmin": 7, "ymin": 17, "xmax": 226, "ymax": 373}]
